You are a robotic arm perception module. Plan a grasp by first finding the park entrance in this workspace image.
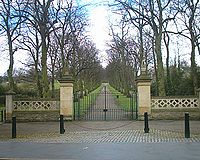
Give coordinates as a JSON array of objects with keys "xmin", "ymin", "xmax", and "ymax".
[{"xmin": 74, "ymin": 84, "xmax": 138, "ymax": 121}]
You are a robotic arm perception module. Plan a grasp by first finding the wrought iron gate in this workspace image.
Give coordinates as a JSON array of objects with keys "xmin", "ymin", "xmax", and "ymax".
[{"xmin": 74, "ymin": 87, "xmax": 138, "ymax": 121}]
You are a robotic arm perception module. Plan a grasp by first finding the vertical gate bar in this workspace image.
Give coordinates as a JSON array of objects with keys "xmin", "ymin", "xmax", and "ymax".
[
  {"xmin": 78, "ymin": 94, "xmax": 80, "ymax": 120},
  {"xmin": 87, "ymin": 93, "xmax": 88, "ymax": 120},
  {"xmin": 136, "ymin": 92, "xmax": 138, "ymax": 120},
  {"xmin": 115, "ymin": 108, "xmax": 116, "ymax": 120},
  {"xmin": 95, "ymin": 93, "xmax": 97, "ymax": 120},
  {"xmin": 88, "ymin": 93, "xmax": 90, "ymax": 120},
  {"xmin": 1, "ymin": 110, "xmax": 4, "ymax": 122},
  {"xmin": 129, "ymin": 95, "xmax": 131, "ymax": 120},
  {"xmin": 3, "ymin": 110, "xmax": 5, "ymax": 122},
  {"xmin": 73, "ymin": 93, "xmax": 75, "ymax": 121},
  {"xmin": 92, "ymin": 93, "xmax": 94, "ymax": 120},
  {"xmin": 113, "ymin": 108, "xmax": 115, "ymax": 120},
  {"xmin": 117, "ymin": 108, "xmax": 119, "ymax": 120},
  {"xmin": 131, "ymin": 94, "xmax": 134, "ymax": 120},
  {"xmin": 83, "ymin": 92, "xmax": 85, "ymax": 120},
  {"xmin": 94, "ymin": 93, "xmax": 95, "ymax": 120},
  {"xmin": 75, "ymin": 93, "xmax": 77, "ymax": 121},
  {"xmin": 85, "ymin": 93, "xmax": 87, "ymax": 120},
  {"xmin": 86, "ymin": 92, "xmax": 88, "ymax": 120},
  {"xmin": 104, "ymin": 86, "xmax": 107, "ymax": 121},
  {"xmin": 112, "ymin": 109, "xmax": 114, "ymax": 121},
  {"xmin": 89, "ymin": 93, "xmax": 91, "ymax": 120},
  {"xmin": 95, "ymin": 93, "xmax": 96, "ymax": 120}
]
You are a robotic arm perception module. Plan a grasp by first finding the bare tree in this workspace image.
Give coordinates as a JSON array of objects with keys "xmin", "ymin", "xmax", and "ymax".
[
  {"xmin": 48, "ymin": 35, "xmax": 59, "ymax": 98},
  {"xmin": 0, "ymin": 0, "xmax": 27, "ymax": 90},
  {"xmin": 114, "ymin": 0, "xmax": 179, "ymax": 96},
  {"xmin": 21, "ymin": 0, "xmax": 58, "ymax": 97},
  {"xmin": 17, "ymin": 22, "xmax": 43, "ymax": 97},
  {"xmin": 52, "ymin": 0, "xmax": 88, "ymax": 76},
  {"xmin": 175, "ymin": 0, "xmax": 200, "ymax": 94},
  {"xmin": 107, "ymin": 16, "xmax": 137, "ymax": 95}
]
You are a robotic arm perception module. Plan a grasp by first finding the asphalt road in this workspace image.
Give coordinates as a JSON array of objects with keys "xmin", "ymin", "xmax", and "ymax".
[{"xmin": 0, "ymin": 142, "xmax": 200, "ymax": 160}]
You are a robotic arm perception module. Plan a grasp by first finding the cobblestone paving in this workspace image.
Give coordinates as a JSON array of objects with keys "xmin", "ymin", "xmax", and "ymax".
[
  {"xmin": 1, "ymin": 121, "xmax": 200, "ymax": 143},
  {"xmin": 1, "ymin": 129, "xmax": 200, "ymax": 143}
]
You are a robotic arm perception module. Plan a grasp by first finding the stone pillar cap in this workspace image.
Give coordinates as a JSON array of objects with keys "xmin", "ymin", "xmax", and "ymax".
[
  {"xmin": 136, "ymin": 75, "xmax": 151, "ymax": 82},
  {"xmin": 5, "ymin": 90, "xmax": 16, "ymax": 95},
  {"xmin": 58, "ymin": 74, "xmax": 74, "ymax": 83}
]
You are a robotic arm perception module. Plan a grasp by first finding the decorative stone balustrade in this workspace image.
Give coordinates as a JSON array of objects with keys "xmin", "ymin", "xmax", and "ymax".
[
  {"xmin": 13, "ymin": 100, "xmax": 60, "ymax": 111},
  {"xmin": 151, "ymin": 97, "xmax": 198, "ymax": 109}
]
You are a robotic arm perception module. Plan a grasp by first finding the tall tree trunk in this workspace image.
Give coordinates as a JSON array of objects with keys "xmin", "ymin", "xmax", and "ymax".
[
  {"xmin": 51, "ymin": 68, "xmax": 55, "ymax": 98},
  {"xmin": 41, "ymin": 35, "xmax": 49, "ymax": 98},
  {"xmin": 152, "ymin": 36, "xmax": 158, "ymax": 96},
  {"xmin": 35, "ymin": 30, "xmax": 42, "ymax": 97},
  {"xmin": 189, "ymin": 15, "xmax": 198, "ymax": 95},
  {"xmin": 155, "ymin": 32, "xmax": 166, "ymax": 96},
  {"xmin": 164, "ymin": 32, "xmax": 171, "ymax": 95},
  {"xmin": 149, "ymin": 0, "xmax": 166, "ymax": 96},
  {"xmin": 190, "ymin": 37, "xmax": 197, "ymax": 94},
  {"xmin": 35, "ymin": 65, "xmax": 42, "ymax": 97},
  {"xmin": 7, "ymin": 33, "xmax": 15, "ymax": 91}
]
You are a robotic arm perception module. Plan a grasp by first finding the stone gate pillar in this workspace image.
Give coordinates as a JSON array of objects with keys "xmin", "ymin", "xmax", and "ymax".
[
  {"xmin": 197, "ymin": 88, "xmax": 200, "ymax": 108},
  {"xmin": 136, "ymin": 60, "xmax": 151, "ymax": 120},
  {"xmin": 58, "ymin": 73, "xmax": 74, "ymax": 120},
  {"xmin": 5, "ymin": 90, "xmax": 15, "ymax": 122}
]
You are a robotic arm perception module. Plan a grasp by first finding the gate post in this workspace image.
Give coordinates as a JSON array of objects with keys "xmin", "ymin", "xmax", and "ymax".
[
  {"xmin": 58, "ymin": 72, "xmax": 74, "ymax": 120},
  {"xmin": 6, "ymin": 90, "xmax": 15, "ymax": 122},
  {"xmin": 136, "ymin": 60, "xmax": 151, "ymax": 120},
  {"xmin": 197, "ymin": 88, "xmax": 200, "ymax": 108}
]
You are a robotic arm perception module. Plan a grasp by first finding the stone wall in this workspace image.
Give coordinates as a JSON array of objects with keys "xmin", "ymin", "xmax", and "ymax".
[
  {"xmin": 13, "ymin": 110, "xmax": 60, "ymax": 122},
  {"xmin": 151, "ymin": 96, "xmax": 200, "ymax": 120},
  {"xmin": 151, "ymin": 108, "xmax": 200, "ymax": 120},
  {"xmin": 10, "ymin": 100, "xmax": 60, "ymax": 122}
]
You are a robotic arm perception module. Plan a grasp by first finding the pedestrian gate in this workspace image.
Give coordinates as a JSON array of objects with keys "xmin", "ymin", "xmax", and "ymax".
[{"xmin": 73, "ymin": 87, "xmax": 138, "ymax": 121}]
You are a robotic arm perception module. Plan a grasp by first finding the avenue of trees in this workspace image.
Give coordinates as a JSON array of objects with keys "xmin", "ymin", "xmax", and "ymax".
[
  {"xmin": 0, "ymin": 0, "xmax": 200, "ymax": 98},
  {"xmin": 0, "ymin": 0, "xmax": 103, "ymax": 98},
  {"xmin": 106, "ymin": 0, "xmax": 200, "ymax": 96}
]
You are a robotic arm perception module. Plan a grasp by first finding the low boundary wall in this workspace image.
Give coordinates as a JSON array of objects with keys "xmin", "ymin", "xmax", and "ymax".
[
  {"xmin": 12, "ymin": 100, "xmax": 60, "ymax": 122},
  {"xmin": 151, "ymin": 97, "xmax": 200, "ymax": 120}
]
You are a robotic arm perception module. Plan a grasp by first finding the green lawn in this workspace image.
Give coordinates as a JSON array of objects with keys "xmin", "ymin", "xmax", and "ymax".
[{"xmin": 108, "ymin": 85, "xmax": 137, "ymax": 111}]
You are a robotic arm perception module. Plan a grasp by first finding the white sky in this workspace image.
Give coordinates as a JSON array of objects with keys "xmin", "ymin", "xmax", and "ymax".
[
  {"xmin": 88, "ymin": 5, "xmax": 111, "ymax": 68},
  {"xmin": 0, "ymin": 36, "xmax": 27, "ymax": 76}
]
